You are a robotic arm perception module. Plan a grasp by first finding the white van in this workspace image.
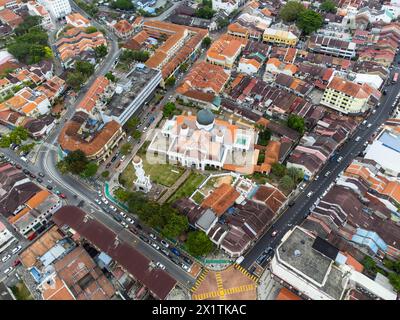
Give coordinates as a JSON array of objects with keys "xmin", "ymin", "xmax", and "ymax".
[{"xmin": 20, "ymin": 156, "xmax": 27, "ymax": 162}]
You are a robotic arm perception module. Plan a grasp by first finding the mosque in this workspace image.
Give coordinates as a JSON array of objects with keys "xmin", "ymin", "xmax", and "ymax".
[{"xmin": 147, "ymin": 109, "xmax": 256, "ymax": 171}]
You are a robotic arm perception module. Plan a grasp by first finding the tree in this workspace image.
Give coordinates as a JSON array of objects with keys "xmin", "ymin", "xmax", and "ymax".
[
  {"xmin": 81, "ymin": 162, "xmax": 98, "ymax": 178},
  {"xmin": 126, "ymin": 116, "xmax": 139, "ymax": 131},
  {"xmin": 271, "ymin": 163, "xmax": 286, "ymax": 177},
  {"xmin": 279, "ymin": 1, "xmax": 305, "ymax": 22},
  {"xmin": 14, "ymin": 16, "xmax": 43, "ymax": 36},
  {"xmin": 105, "ymin": 71, "xmax": 116, "ymax": 82},
  {"xmin": 280, "ymin": 175, "xmax": 295, "ymax": 191},
  {"xmin": 258, "ymin": 129, "xmax": 271, "ymax": 146},
  {"xmin": 297, "ymin": 9, "xmax": 323, "ymax": 35},
  {"xmin": 94, "ymin": 44, "xmax": 108, "ymax": 59},
  {"xmin": 114, "ymin": 187, "xmax": 132, "ymax": 202},
  {"xmin": 185, "ymin": 231, "xmax": 213, "ymax": 257},
  {"xmin": 217, "ymin": 18, "xmax": 229, "ymax": 29},
  {"xmin": 19, "ymin": 143, "xmax": 35, "ymax": 153},
  {"xmin": 388, "ymin": 273, "xmax": 400, "ymax": 292},
  {"xmin": 162, "ymin": 212, "xmax": 189, "ymax": 239},
  {"xmin": 101, "ymin": 170, "xmax": 110, "ymax": 178},
  {"xmin": 75, "ymin": 61, "xmax": 94, "ymax": 77},
  {"xmin": 133, "ymin": 130, "xmax": 142, "ymax": 140},
  {"xmin": 320, "ymin": 0, "xmax": 337, "ymax": 13},
  {"xmin": 179, "ymin": 63, "xmax": 189, "ymax": 73},
  {"xmin": 195, "ymin": 6, "xmax": 215, "ymax": 19},
  {"xmin": 362, "ymin": 256, "xmax": 378, "ymax": 274},
  {"xmin": 287, "ymin": 114, "xmax": 306, "ymax": 134},
  {"xmin": 60, "ymin": 150, "xmax": 89, "ymax": 175},
  {"xmin": 287, "ymin": 167, "xmax": 304, "ymax": 183},
  {"xmin": 163, "ymin": 102, "xmax": 176, "ymax": 118},
  {"xmin": 85, "ymin": 26, "xmax": 98, "ymax": 34},
  {"xmin": 202, "ymin": 37, "xmax": 212, "ymax": 48},
  {"xmin": 120, "ymin": 143, "xmax": 132, "ymax": 155},
  {"xmin": 66, "ymin": 71, "xmax": 86, "ymax": 91},
  {"xmin": 111, "ymin": 0, "xmax": 134, "ymax": 10},
  {"xmin": 164, "ymin": 76, "xmax": 176, "ymax": 87}
]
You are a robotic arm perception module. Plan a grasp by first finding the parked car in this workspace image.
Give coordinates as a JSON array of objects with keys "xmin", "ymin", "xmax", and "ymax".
[
  {"xmin": 182, "ymin": 256, "xmax": 192, "ymax": 265},
  {"xmin": 3, "ymin": 267, "xmax": 13, "ymax": 275},
  {"xmin": 36, "ymin": 177, "xmax": 43, "ymax": 183},
  {"xmin": 95, "ymin": 199, "xmax": 101, "ymax": 205},
  {"xmin": 15, "ymin": 164, "xmax": 22, "ymax": 169},
  {"xmin": 151, "ymin": 242, "xmax": 160, "ymax": 250},
  {"xmin": 161, "ymin": 248, "xmax": 170, "ymax": 256},
  {"xmin": 160, "ymin": 240, "xmax": 169, "ymax": 248},
  {"xmin": 139, "ymin": 235, "xmax": 149, "ymax": 243},
  {"xmin": 22, "ymin": 169, "xmax": 30, "ymax": 175},
  {"xmin": 119, "ymin": 211, "xmax": 127, "ymax": 218},
  {"xmin": 324, "ymin": 171, "xmax": 331, "ymax": 177},
  {"xmin": 337, "ymin": 156, "xmax": 343, "ymax": 163},
  {"xmin": 1, "ymin": 254, "xmax": 11, "ymax": 263},
  {"xmin": 38, "ymin": 172, "xmax": 45, "ymax": 177},
  {"xmin": 111, "ymin": 156, "xmax": 117, "ymax": 162},
  {"xmin": 149, "ymin": 233, "xmax": 157, "ymax": 240},
  {"xmin": 126, "ymin": 217, "xmax": 134, "ymax": 224},
  {"xmin": 121, "ymin": 221, "xmax": 128, "ymax": 228},
  {"xmin": 171, "ymin": 248, "xmax": 180, "ymax": 256},
  {"xmin": 59, "ymin": 193, "xmax": 67, "ymax": 199},
  {"xmin": 11, "ymin": 245, "xmax": 22, "ymax": 254},
  {"xmin": 46, "ymin": 185, "xmax": 53, "ymax": 190},
  {"xmin": 355, "ymin": 136, "xmax": 361, "ymax": 142},
  {"xmin": 271, "ymin": 230, "xmax": 278, "ymax": 237},
  {"xmin": 156, "ymin": 262, "xmax": 166, "ymax": 270},
  {"xmin": 181, "ymin": 263, "xmax": 190, "ymax": 272}
]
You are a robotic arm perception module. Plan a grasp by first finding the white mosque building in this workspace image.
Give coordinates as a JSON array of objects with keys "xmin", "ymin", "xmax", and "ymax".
[{"xmin": 148, "ymin": 109, "xmax": 256, "ymax": 171}]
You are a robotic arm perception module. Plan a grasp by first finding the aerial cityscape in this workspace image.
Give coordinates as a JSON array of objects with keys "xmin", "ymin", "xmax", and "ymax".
[{"xmin": 0, "ymin": 0, "xmax": 399, "ymax": 303}]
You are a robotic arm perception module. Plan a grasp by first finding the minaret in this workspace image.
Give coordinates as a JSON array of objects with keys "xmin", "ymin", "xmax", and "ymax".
[{"xmin": 132, "ymin": 156, "xmax": 152, "ymax": 193}]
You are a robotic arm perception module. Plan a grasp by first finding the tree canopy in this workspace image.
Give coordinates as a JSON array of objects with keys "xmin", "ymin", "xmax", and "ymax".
[
  {"xmin": 0, "ymin": 126, "xmax": 29, "ymax": 147},
  {"xmin": 320, "ymin": 0, "xmax": 337, "ymax": 13},
  {"xmin": 185, "ymin": 231, "xmax": 214, "ymax": 257},
  {"xmin": 119, "ymin": 49, "xmax": 149, "ymax": 64},
  {"xmin": 163, "ymin": 102, "xmax": 176, "ymax": 118},
  {"xmin": 287, "ymin": 114, "xmax": 306, "ymax": 134},
  {"xmin": 85, "ymin": 26, "xmax": 98, "ymax": 34},
  {"xmin": 75, "ymin": 60, "xmax": 95, "ymax": 77},
  {"xmin": 94, "ymin": 44, "xmax": 108, "ymax": 59},
  {"xmin": 201, "ymin": 37, "xmax": 212, "ymax": 48},
  {"xmin": 297, "ymin": 9, "xmax": 323, "ymax": 35},
  {"xmin": 111, "ymin": 0, "xmax": 134, "ymax": 10},
  {"xmin": 271, "ymin": 163, "xmax": 287, "ymax": 178},
  {"xmin": 165, "ymin": 76, "xmax": 176, "ymax": 87},
  {"xmin": 258, "ymin": 129, "xmax": 271, "ymax": 146},
  {"xmin": 279, "ymin": 1, "xmax": 305, "ymax": 22}
]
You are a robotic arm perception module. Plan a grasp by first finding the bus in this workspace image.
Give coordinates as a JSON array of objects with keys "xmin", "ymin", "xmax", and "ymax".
[{"xmin": 393, "ymin": 72, "xmax": 399, "ymax": 83}]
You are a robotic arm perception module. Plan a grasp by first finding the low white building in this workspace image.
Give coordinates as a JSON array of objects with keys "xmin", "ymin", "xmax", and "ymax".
[
  {"xmin": 212, "ymin": 0, "xmax": 238, "ymax": 15},
  {"xmin": 237, "ymin": 57, "xmax": 261, "ymax": 74},
  {"xmin": 38, "ymin": 0, "xmax": 71, "ymax": 20},
  {"xmin": 0, "ymin": 222, "xmax": 16, "ymax": 254}
]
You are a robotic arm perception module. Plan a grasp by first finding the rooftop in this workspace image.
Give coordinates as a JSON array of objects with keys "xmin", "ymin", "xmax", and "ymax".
[{"xmin": 106, "ymin": 65, "xmax": 160, "ymax": 117}]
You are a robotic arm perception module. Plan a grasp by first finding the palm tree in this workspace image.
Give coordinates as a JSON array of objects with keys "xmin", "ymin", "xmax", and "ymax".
[{"xmin": 280, "ymin": 175, "xmax": 295, "ymax": 191}]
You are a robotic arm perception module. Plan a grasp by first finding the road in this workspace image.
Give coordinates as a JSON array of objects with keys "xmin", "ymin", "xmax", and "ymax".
[{"xmin": 241, "ymin": 60, "xmax": 400, "ymax": 270}]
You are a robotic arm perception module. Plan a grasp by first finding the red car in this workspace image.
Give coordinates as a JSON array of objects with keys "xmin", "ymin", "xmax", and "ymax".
[
  {"xmin": 59, "ymin": 193, "xmax": 67, "ymax": 199},
  {"xmin": 13, "ymin": 259, "xmax": 21, "ymax": 267}
]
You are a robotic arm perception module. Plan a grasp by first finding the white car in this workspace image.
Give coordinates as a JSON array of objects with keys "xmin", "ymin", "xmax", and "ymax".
[
  {"xmin": 1, "ymin": 254, "xmax": 11, "ymax": 263},
  {"xmin": 151, "ymin": 242, "xmax": 160, "ymax": 250},
  {"xmin": 367, "ymin": 123, "xmax": 372, "ymax": 128},
  {"xmin": 101, "ymin": 197, "xmax": 109, "ymax": 205},
  {"xmin": 149, "ymin": 233, "xmax": 157, "ymax": 240},
  {"xmin": 119, "ymin": 211, "xmax": 127, "ymax": 218},
  {"xmin": 11, "ymin": 245, "xmax": 22, "ymax": 255},
  {"xmin": 160, "ymin": 240, "xmax": 169, "ymax": 248},
  {"xmin": 181, "ymin": 263, "xmax": 190, "ymax": 271},
  {"xmin": 337, "ymin": 156, "xmax": 343, "ymax": 163},
  {"xmin": 3, "ymin": 267, "xmax": 13, "ymax": 275},
  {"xmin": 121, "ymin": 221, "xmax": 129, "ymax": 228},
  {"xmin": 95, "ymin": 199, "xmax": 101, "ymax": 205},
  {"xmin": 156, "ymin": 262, "xmax": 166, "ymax": 270},
  {"xmin": 126, "ymin": 217, "xmax": 134, "ymax": 224},
  {"xmin": 271, "ymin": 230, "xmax": 278, "ymax": 237},
  {"xmin": 307, "ymin": 191, "xmax": 313, "ymax": 198},
  {"xmin": 355, "ymin": 136, "xmax": 361, "ymax": 142}
]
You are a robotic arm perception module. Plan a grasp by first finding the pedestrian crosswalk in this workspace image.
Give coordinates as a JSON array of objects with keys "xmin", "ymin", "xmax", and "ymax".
[
  {"xmin": 191, "ymin": 268, "xmax": 209, "ymax": 292},
  {"xmin": 234, "ymin": 263, "xmax": 259, "ymax": 283}
]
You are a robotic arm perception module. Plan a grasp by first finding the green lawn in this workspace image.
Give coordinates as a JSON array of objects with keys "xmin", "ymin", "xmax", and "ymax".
[
  {"xmin": 11, "ymin": 281, "xmax": 33, "ymax": 300},
  {"xmin": 192, "ymin": 191, "xmax": 205, "ymax": 204},
  {"xmin": 120, "ymin": 159, "xmax": 185, "ymax": 188},
  {"xmin": 167, "ymin": 172, "xmax": 206, "ymax": 204}
]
